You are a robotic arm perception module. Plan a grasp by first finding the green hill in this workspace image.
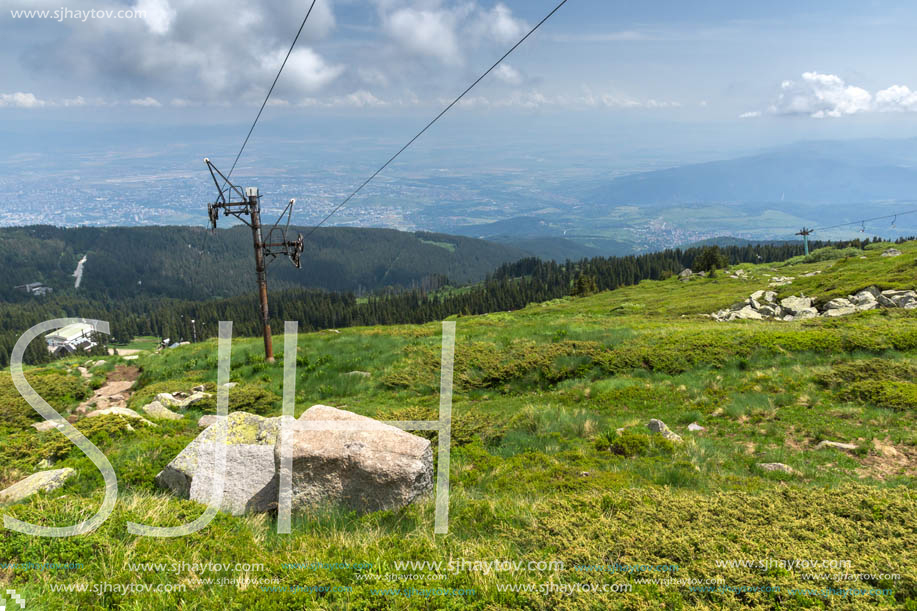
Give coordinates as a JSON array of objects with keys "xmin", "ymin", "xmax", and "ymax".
[
  {"xmin": 1, "ymin": 241, "xmax": 916, "ymax": 609},
  {"xmin": 0, "ymin": 225, "xmax": 529, "ymax": 300}
]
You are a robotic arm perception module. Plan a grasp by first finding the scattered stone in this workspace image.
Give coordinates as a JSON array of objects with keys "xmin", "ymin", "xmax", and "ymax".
[
  {"xmin": 344, "ymin": 371, "xmax": 371, "ymax": 378},
  {"xmin": 0, "ymin": 468, "xmax": 75, "ymax": 504},
  {"xmin": 647, "ymin": 419, "xmax": 682, "ymax": 443},
  {"xmin": 192, "ymin": 385, "xmax": 207, "ymax": 393},
  {"xmin": 77, "ymin": 366, "xmax": 90, "ymax": 379},
  {"xmin": 156, "ymin": 393, "xmax": 183, "ymax": 408},
  {"xmin": 32, "ymin": 420, "xmax": 62, "ymax": 432},
  {"xmin": 880, "ymin": 289, "xmax": 917, "ymax": 309},
  {"xmin": 85, "ymin": 406, "xmax": 155, "ymax": 427},
  {"xmin": 758, "ymin": 462, "xmax": 796, "ymax": 474},
  {"xmin": 142, "ymin": 400, "xmax": 183, "ymax": 421},
  {"xmin": 281, "ymin": 405, "xmax": 434, "ymax": 514},
  {"xmin": 881, "ymin": 248, "xmax": 902, "ymax": 257},
  {"xmin": 687, "ymin": 422, "xmax": 705, "ymax": 432},
  {"xmin": 678, "ymin": 268, "xmax": 693, "ymax": 280},
  {"xmin": 180, "ymin": 391, "xmax": 209, "ymax": 408},
  {"xmin": 579, "ymin": 471, "xmax": 590, "ymax": 477},
  {"xmin": 36, "ymin": 458, "xmax": 54, "ymax": 469},
  {"xmin": 816, "ymin": 440, "xmax": 858, "ymax": 452},
  {"xmin": 156, "ymin": 412, "xmax": 281, "ymax": 516},
  {"xmin": 222, "ymin": 382, "xmax": 238, "ymax": 389},
  {"xmin": 712, "ymin": 284, "xmax": 915, "ymax": 322}
]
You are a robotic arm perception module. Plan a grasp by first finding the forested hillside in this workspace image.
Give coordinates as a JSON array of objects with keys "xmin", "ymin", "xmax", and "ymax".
[{"xmin": 0, "ymin": 225, "xmax": 528, "ymax": 301}]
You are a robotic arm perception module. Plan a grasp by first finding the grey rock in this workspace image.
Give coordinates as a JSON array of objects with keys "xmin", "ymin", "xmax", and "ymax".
[
  {"xmin": 32, "ymin": 420, "xmax": 63, "ymax": 432},
  {"xmin": 0, "ymin": 468, "xmax": 75, "ymax": 504},
  {"xmin": 192, "ymin": 385, "xmax": 207, "ymax": 393},
  {"xmin": 142, "ymin": 400, "xmax": 183, "ymax": 421},
  {"xmin": 678, "ymin": 268, "xmax": 693, "ymax": 279},
  {"xmin": 647, "ymin": 418, "xmax": 683, "ymax": 443},
  {"xmin": 85, "ymin": 406, "xmax": 155, "ymax": 427},
  {"xmin": 155, "ymin": 412, "xmax": 280, "ymax": 515},
  {"xmin": 732, "ymin": 306, "xmax": 763, "ymax": 320},
  {"xmin": 344, "ymin": 371, "xmax": 371, "ymax": 378},
  {"xmin": 822, "ymin": 306, "xmax": 858, "ymax": 317},
  {"xmin": 816, "ymin": 440, "xmax": 857, "ymax": 451},
  {"xmin": 881, "ymin": 248, "xmax": 902, "ymax": 257},
  {"xmin": 788, "ymin": 307, "xmax": 819, "ymax": 321},
  {"xmin": 823, "ymin": 298, "xmax": 854, "ymax": 310},
  {"xmin": 758, "ymin": 462, "xmax": 796, "ymax": 474},
  {"xmin": 779, "ymin": 296, "xmax": 812, "ymax": 314},
  {"xmin": 687, "ymin": 422, "xmax": 705, "ymax": 432},
  {"xmin": 280, "ymin": 405, "xmax": 433, "ymax": 514},
  {"xmin": 156, "ymin": 393, "xmax": 183, "ymax": 408}
]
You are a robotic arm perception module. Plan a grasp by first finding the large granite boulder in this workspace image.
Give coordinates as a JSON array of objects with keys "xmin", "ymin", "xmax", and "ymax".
[
  {"xmin": 278, "ymin": 405, "xmax": 433, "ymax": 514},
  {"xmin": 0, "ymin": 468, "xmax": 75, "ymax": 504},
  {"xmin": 155, "ymin": 412, "xmax": 280, "ymax": 516}
]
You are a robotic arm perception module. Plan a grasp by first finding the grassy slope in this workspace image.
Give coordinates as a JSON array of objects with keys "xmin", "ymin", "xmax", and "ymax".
[{"xmin": 1, "ymin": 242, "xmax": 916, "ymax": 610}]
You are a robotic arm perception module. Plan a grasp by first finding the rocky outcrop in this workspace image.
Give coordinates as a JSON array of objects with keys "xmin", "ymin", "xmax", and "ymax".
[
  {"xmin": 279, "ymin": 405, "xmax": 433, "ymax": 515},
  {"xmin": 881, "ymin": 248, "xmax": 902, "ymax": 257},
  {"xmin": 647, "ymin": 419, "xmax": 682, "ymax": 443},
  {"xmin": 711, "ymin": 286, "xmax": 915, "ymax": 322},
  {"xmin": 0, "ymin": 468, "xmax": 75, "ymax": 504}
]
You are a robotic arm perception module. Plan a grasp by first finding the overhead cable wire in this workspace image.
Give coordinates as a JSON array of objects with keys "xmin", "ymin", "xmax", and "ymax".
[
  {"xmin": 809, "ymin": 206, "xmax": 917, "ymax": 232},
  {"xmin": 226, "ymin": 0, "xmax": 318, "ymax": 180},
  {"xmin": 302, "ymin": 0, "xmax": 571, "ymax": 240}
]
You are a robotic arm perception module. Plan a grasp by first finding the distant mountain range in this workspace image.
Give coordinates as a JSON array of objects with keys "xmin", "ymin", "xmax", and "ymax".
[
  {"xmin": 585, "ymin": 139, "xmax": 917, "ymax": 207},
  {"xmin": 448, "ymin": 139, "xmax": 917, "ymax": 255}
]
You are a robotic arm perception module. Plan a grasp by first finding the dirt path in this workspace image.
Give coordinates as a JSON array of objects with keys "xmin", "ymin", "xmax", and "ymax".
[{"xmin": 74, "ymin": 365, "xmax": 140, "ymax": 416}]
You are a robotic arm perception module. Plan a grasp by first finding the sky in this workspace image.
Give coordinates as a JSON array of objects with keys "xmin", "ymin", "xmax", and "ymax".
[{"xmin": 3, "ymin": 0, "xmax": 917, "ymax": 158}]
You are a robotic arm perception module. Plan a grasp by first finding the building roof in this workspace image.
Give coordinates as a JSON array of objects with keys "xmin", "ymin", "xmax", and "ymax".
[{"xmin": 46, "ymin": 323, "xmax": 94, "ymax": 343}]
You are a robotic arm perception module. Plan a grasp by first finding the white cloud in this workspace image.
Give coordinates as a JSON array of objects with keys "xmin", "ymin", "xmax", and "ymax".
[
  {"xmin": 62, "ymin": 96, "xmax": 87, "ymax": 107},
  {"xmin": 474, "ymin": 2, "xmax": 527, "ymax": 44},
  {"xmin": 493, "ymin": 63, "xmax": 523, "ymax": 86},
  {"xmin": 130, "ymin": 96, "xmax": 162, "ymax": 106},
  {"xmin": 0, "ymin": 92, "xmax": 47, "ymax": 108},
  {"xmin": 762, "ymin": 71, "xmax": 917, "ymax": 118},
  {"xmin": 875, "ymin": 85, "xmax": 917, "ymax": 112},
  {"xmin": 738, "ymin": 110, "xmax": 760, "ymax": 118},
  {"xmin": 262, "ymin": 48, "xmax": 344, "ymax": 94},
  {"xmin": 383, "ymin": 6, "xmax": 464, "ymax": 65},
  {"xmin": 774, "ymin": 72, "xmax": 871, "ymax": 118},
  {"xmin": 134, "ymin": 0, "xmax": 177, "ymax": 35}
]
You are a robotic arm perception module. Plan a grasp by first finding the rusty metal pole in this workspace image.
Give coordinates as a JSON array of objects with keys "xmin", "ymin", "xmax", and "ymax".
[{"xmin": 246, "ymin": 187, "xmax": 274, "ymax": 362}]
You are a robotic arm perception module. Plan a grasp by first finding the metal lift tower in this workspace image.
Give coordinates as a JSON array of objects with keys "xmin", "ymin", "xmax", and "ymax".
[
  {"xmin": 204, "ymin": 158, "xmax": 304, "ymax": 362},
  {"xmin": 795, "ymin": 227, "xmax": 813, "ymax": 256}
]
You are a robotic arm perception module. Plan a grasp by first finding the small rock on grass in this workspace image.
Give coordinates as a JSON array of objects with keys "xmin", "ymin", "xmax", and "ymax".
[
  {"xmin": 0, "ymin": 468, "xmax": 75, "ymax": 504},
  {"xmin": 758, "ymin": 462, "xmax": 796, "ymax": 474},
  {"xmin": 647, "ymin": 419, "xmax": 683, "ymax": 443},
  {"xmin": 815, "ymin": 440, "xmax": 857, "ymax": 451}
]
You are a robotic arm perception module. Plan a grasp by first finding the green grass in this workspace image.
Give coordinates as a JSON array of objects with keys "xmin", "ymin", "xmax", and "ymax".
[{"xmin": 1, "ymin": 242, "xmax": 916, "ymax": 609}]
